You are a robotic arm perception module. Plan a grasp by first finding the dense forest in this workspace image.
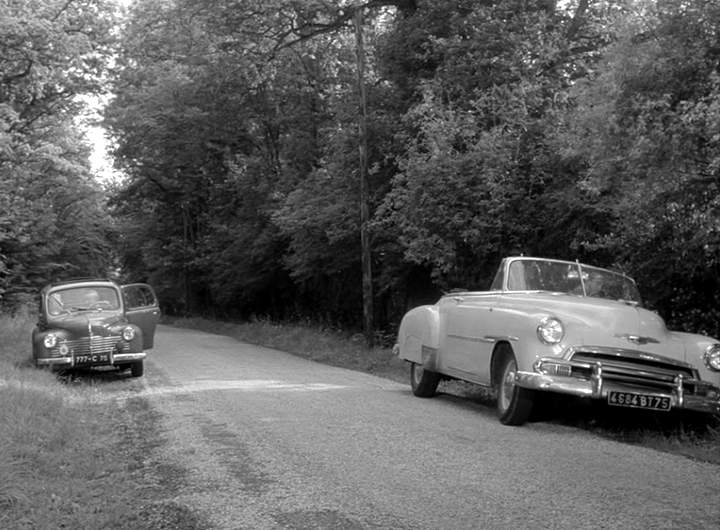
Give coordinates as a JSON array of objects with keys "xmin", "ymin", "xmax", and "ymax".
[{"xmin": 2, "ymin": 0, "xmax": 720, "ymax": 341}]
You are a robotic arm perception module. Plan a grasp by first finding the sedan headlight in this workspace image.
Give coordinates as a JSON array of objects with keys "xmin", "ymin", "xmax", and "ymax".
[
  {"xmin": 537, "ymin": 317, "xmax": 564, "ymax": 344},
  {"xmin": 43, "ymin": 333, "xmax": 58, "ymax": 348},
  {"xmin": 122, "ymin": 326, "xmax": 136, "ymax": 341},
  {"xmin": 704, "ymin": 344, "xmax": 720, "ymax": 372}
]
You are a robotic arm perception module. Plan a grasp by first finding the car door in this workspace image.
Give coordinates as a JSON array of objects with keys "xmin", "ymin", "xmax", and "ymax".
[
  {"xmin": 122, "ymin": 283, "xmax": 161, "ymax": 349},
  {"xmin": 440, "ymin": 293, "xmax": 499, "ymax": 384}
]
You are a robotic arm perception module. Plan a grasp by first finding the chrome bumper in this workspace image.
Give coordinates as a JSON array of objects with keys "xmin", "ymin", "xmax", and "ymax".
[
  {"xmin": 111, "ymin": 352, "xmax": 146, "ymax": 363},
  {"xmin": 36, "ymin": 351, "xmax": 146, "ymax": 367},
  {"xmin": 516, "ymin": 358, "xmax": 720, "ymax": 415}
]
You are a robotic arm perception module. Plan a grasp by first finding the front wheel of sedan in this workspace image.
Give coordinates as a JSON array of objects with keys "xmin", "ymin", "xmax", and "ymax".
[
  {"xmin": 496, "ymin": 353, "xmax": 534, "ymax": 425},
  {"xmin": 410, "ymin": 362, "xmax": 440, "ymax": 397}
]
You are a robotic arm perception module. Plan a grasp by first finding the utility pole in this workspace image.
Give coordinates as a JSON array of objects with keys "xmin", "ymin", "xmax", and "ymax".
[{"xmin": 354, "ymin": 6, "xmax": 374, "ymax": 346}]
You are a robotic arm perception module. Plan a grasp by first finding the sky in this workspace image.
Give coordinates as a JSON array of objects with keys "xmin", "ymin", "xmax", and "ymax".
[
  {"xmin": 79, "ymin": 93, "xmax": 121, "ymax": 186},
  {"xmin": 87, "ymin": 124, "xmax": 118, "ymax": 184},
  {"xmin": 82, "ymin": 0, "xmax": 132, "ymax": 186}
]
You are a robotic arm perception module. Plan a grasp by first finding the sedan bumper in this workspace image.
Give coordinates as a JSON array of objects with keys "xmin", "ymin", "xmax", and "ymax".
[
  {"xmin": 35, "ymin": 351, "xmax": 146, "ymax": 367},
  {"xmin": 516, "ymin": 358, "xmax": 720, "ymax": 415}
]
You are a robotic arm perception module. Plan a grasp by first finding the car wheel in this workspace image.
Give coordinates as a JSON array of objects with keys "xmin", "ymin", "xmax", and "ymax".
[
  {"xmin": 130, "ymin": 360, "xmax": 144, "ymax": 377},
  {"xmin": 410, "ymin": 362, "xmax": 440, "ymax": 397},
  {"xmin": 496, "ymin": 352, "xmax": 534, "ymax": 425}
]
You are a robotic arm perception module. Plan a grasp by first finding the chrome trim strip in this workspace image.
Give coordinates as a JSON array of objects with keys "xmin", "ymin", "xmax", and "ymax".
[
  {"xmin": 675, "ymin": 374, "xmax": 684, "ymax": 408},
  {"xmin": 484, "ymin": 335, "xmax": 519, "ymax": 342},
  {"xmin": 563, "ymin": 345, "xmax": 697, "ymax": 371},
  {"xmin": 592, "ymin": 362, "xmax": 602, "ymax": 398},
  {"xmin": 447, "ymin": 333, "xmax": 492, "ymax": 343},
  {"xmin": 615, "ymin": 333, "xmax": 660, "ymax": 345},
  {"xmin": 447, "ymin": 334, "xmax": 518, "ymax": 343}
]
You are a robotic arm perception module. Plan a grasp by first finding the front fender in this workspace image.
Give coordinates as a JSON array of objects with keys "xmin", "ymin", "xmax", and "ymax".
[
  {"xmin": 670, "ymin": 331, "xmax": 720, "ymax": 387},
  {"xmin": 32, "ymin": 327, "xmax": 72, "ymax": 359},
  {"xmin": 112, "ymin": 323, "xmax": 143, "ymax": 353}
]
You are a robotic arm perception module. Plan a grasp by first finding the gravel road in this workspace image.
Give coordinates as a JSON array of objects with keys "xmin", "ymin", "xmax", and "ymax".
[{"xmin": 108, "ymin": 325, "xmax": 720, "ymax": 529}]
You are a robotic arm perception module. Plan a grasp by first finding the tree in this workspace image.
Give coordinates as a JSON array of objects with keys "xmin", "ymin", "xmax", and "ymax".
[
  {"xmin": 107, "ymin": 0, "xmax": 405, "ymax": 327},
  {"xmin": 555, "ymin": 0, "xmax": 720, "ymax": 334},
  {"xmin": 109, "ymin": 0, "xmax": 720, "ymax": 340},
  {"xmin": 374, "ymin": 0, "xmax": 612, "ymax": 294},
  {"xmin": 0, "ymin": 0, "xmax": 119, "ymax": 306}
]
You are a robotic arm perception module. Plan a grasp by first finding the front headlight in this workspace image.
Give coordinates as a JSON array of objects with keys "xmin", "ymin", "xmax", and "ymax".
[
  {"xmin": 122, "ymin": 326, "xmax": 136, "ymax": 341},
  {"xmin": 43, "ymin": 333, "xmax": 58, "ymax": 348},
  {"xmin": 537, "ymin": 317, "xmax": 564, "ymax": 344},
  {"xmin": 704, "ymin": 344, "xmax": 720, "ymax": 372}
]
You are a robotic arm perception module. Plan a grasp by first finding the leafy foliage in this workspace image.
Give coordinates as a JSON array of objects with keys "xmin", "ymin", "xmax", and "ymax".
[
  {"xmin": 375, "ymin": 0, "xmax": 608, "ymax": 288},
  {"xmin": 95, "ymin": 0, "xmax": 720, "ymax": 337},
  {"xmin": 0, "ymin": 0, "xmax": 118, "ymax": 306},
  {"xmin": 557, "ymin": 0, "xmax": 720, "ymax": 333}
]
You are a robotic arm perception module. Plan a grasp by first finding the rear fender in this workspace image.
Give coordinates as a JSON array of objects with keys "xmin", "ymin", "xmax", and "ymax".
[{"xmin": 396, "ymin": 305, "xmax": 440, "ymax": 370}]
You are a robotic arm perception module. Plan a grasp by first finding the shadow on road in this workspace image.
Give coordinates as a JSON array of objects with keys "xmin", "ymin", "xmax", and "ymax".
[
  {"xmin": 56, "ymin": 366, "xmax": 137, "ymax": 385},
  {"xmin": 426, "ymin": 379, "xmax": 719, "ymax": 461}
]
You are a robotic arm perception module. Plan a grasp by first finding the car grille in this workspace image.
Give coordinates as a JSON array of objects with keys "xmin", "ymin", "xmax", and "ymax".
[
  {"xmin": 51, "ymin": 336, "xmax": 128, "ymax": 357},
  {"xmin": 570, "ymin": 350, "xmax": 699, "ymax": 394}
]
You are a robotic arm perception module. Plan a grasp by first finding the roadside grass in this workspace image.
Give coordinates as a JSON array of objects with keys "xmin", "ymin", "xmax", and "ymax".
[
  {"xmin": 0, "ymin": 311, "xmax": 206, "ymax": 529},
  {"xmin": 172, "ymin": 316, "xmax": 720, "ymax": 465}
]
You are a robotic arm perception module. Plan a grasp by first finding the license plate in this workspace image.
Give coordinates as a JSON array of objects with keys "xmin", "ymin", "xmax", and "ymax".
[
  {"xmin": 608, "ymin": 391, "xmax": 671, "ymax": 411},
  {"xmin": 74, "ymin": 353, "xmax": 110, "ymax": 366}
]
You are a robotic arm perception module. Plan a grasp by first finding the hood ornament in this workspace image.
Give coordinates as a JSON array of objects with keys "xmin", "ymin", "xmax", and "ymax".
[{"xmin": 616, "ymin": 333, "xmax": 659, "ymax": 345}]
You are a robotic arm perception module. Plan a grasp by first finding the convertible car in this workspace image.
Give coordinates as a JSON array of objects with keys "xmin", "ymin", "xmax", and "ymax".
[
  {"xmin": 32, "ymin": 279, "xmax": 160, "ymax": 377},
  {"xmin": 394, "ymin": 257, "xmax": 720, "ymax": 425}
]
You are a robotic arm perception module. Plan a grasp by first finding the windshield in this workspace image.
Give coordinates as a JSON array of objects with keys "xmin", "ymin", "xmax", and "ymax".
[
  {"xmin": 505, "ymin": 259, "xmax": 642, "ymax": 303},
  {"xmin": 47, "ymin": 286, "xmax": 121, "ymax": 315}
]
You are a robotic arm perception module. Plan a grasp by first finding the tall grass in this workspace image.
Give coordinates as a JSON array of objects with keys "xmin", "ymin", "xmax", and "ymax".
[
  {"xmin": 0, "ymin": 310, "xmax": 88, "ymax": 525},
  {"xmin": 0, "ymin": 306, "xmax": 34, "ymax": 368},
  {"xmin": 0, "ymin": 310, "xmax": 193, "ymax": 529}
]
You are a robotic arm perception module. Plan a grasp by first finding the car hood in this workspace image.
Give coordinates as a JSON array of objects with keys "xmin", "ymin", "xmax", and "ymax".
[
  {"xmin": 534, "ymin": 294, "xmax": 663, "ymax": 338},
  {"xmin": 495, "ymin": 292, "xmax": 695, "ymax": 362},
  {"xmin": 49, "ymin": 311, "xmax": 127, "ymax": 338}
]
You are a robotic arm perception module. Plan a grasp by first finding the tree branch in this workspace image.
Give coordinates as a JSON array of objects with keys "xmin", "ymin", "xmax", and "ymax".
[
  {"xmin": 566, "ymin": 0, "xmax": 589, "ymax": 41},
  {"xmin": 271, "ymin": 0, "xmax": 411, "ymax": 52}
]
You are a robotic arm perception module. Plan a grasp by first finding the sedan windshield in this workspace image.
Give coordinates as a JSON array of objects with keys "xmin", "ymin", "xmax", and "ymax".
[
  {"xmin": 506, "ymin": 259, "xmax": 642, "ymax": 303},
  {"xmin": 48, "ymin": 286, "xmax": 121, "ymax": 315}
]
